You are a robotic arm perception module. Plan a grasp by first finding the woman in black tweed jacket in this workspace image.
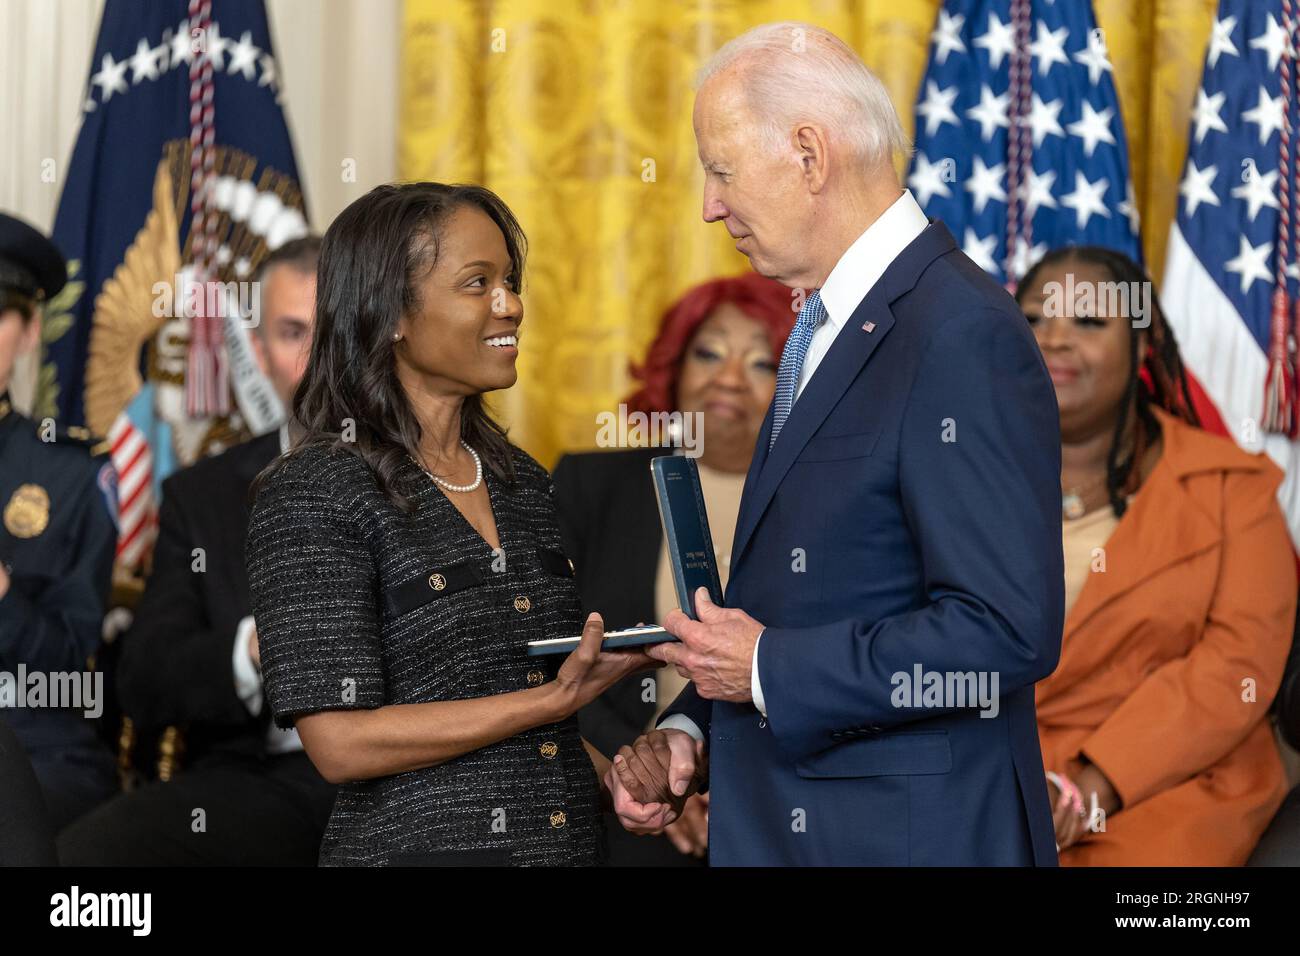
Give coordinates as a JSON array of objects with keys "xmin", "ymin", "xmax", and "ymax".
[{"xmin": 246, "ymin": 183, "xmax": 655, "ymax": 866}]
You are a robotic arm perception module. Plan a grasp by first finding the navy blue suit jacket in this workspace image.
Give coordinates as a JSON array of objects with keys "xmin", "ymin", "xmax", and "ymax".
[{"xmin": 663, "ymin": 222, "xmax": 1064, "ymax": 865}]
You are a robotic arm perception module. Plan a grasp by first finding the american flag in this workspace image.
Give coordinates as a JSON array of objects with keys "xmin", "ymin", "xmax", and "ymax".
[
  {"xmin": 907, "ymin": 0, "xmax": 1141, "ymax": 284},
  {"xmin": 1162, "ymin": 0, "xmax": 1300, "ymax": 549},
  {"xmin": 108, "ymin": 405, "xmax": 157, "ymax": 570}
]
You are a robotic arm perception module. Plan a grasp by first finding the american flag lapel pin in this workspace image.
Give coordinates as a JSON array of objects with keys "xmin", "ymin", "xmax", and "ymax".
[{"xmin": 861, "ymin": 320, "xmax": 876, "ymax": 333}]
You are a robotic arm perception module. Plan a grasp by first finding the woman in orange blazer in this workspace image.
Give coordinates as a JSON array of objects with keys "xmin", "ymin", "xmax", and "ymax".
[{"xmin": 1017, "ymin": 246, "xmax": 1295, "ymax": 866}]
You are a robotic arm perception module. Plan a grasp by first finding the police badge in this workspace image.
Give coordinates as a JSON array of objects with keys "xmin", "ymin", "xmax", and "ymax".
[{"xmin": 4, "ymin": 483, "xmax": 50, "ymax": 539}]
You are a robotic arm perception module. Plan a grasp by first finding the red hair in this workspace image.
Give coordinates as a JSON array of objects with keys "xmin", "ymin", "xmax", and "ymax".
[{"xmin": 624, "ymin": 272, "xmax": 797, "ymax": 414}]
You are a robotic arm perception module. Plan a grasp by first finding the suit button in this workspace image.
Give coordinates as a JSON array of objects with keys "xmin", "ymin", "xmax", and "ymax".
[
  {"xmin": 757, "ymin": 717, "xmax": 767, "ymax": 729},
  {"xmin": 526, "ymin": 669, "xmax": 545, "ymax": 687},
  {"xmin": 549, "ymin": 810, "xmax": 567, "ymax": 829},
  {"xmin": 428, "ymin": 572, "xmax": 446, "ymax": 591},
  {"xmin": 513, "ymin": 595, "xmax": 531, "ymax": 613},
  {"xmin": 539, "ymin": 740, "xmax": 558, "ymax": 759}
]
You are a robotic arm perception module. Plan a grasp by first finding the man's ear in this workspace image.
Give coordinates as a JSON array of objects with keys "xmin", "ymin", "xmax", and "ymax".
[{"xmin": 795, "ymin": 123, "xmax": 831, "ymax": 194}]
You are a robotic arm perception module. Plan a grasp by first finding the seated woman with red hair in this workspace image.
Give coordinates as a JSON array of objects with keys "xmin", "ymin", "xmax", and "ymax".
[{"xmin": 552, "ymin": 272, "xmax": 795, "ymax": 866}]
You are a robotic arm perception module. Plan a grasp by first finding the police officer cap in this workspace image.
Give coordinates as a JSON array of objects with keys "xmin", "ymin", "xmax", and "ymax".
[{"xmin": 0, "ymin": 212, "xmax": 67, "ymax": 302}]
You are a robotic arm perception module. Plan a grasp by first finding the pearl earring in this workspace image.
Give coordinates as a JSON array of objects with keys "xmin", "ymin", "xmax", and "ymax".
[{"xmin": 392, "ymin": 332, "xmax": 402, "ymax": 342}]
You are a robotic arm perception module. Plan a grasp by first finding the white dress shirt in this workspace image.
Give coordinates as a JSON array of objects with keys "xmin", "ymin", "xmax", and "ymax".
[
  {"xmin": 233, "ymin": 423, "xmax": 303, "ymax": 754},
  {"xmin": 659, "ymin": 189, "xmax": 930, "ymax": 743}
]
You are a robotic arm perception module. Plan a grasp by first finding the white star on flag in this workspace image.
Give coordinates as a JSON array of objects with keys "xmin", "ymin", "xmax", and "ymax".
[
  {"xmin": 1029, "ymin": 21, "xmax": 1069, "ymax": 76},
  {"xmin": 917, "ymin": 81, "xmax": 960, "ymax": 136},
  {"xmin": 1179, "ymin": 160, "xmax": 1220, "ymax": 216},
  {"xmin": 973, "ymin": 12, "xmax": 1015, "ymax": 69},
  {"xmin": 965, "ymin": 156, "xmax": 1007, "ymax": 214},
  {"xmin": 1241, "ymin": 85, "xmax": 1284, "ymax": 145},
  {"xmin": 1067, "ymin": 101, "xmax": 1116, "ymax": 157},
  {"xmin": 1223, "ymin": 234, "xmax": 1273, "ymax": 292},
  {"xmin": 1117, "ymin": 181, "xmax": 1140, "ymax": 235},
  {"xmin": 1060, "ymin": 170, "xmax": 1111, "ymax": 228},
  {"xmin": 1250, "ymin": 13, "xmax": 1288, "ymax": 72},
  {"xmin": 128, "ymin": 38, "xmax": 161, "ymax": 83},
  {"xmin": 931, "ymin": 10, "xmax": 967, "ymax": 65},
  {"xmin": 1230, "ymin": 165, "xmax": 1280, "ymax": 222},
  {"xmin": 1207, "ymin": 14, "xmax": 1240, "ymax": 67},
  {"xmin": 1192, "ymin": 88, "xmax": 1228, "ymax": 143},
  {"xmin": 1072, "ymin": 29, "xmax": 1113, "ymax": 85},
  {"xmin": 1010, "ymin": 237, "xmax": 1049, "ymax": 279},
  {"xmin": 1024, "ymin": 92, "xmax": 1065, "ymax": 148},
  {"xmin": 92, "ymin": 53, "xmax": 129, "ymax": 101},
  {"xmin": 171, "ymin": 21, "xmax": 194, "ymax": 68},
  {"xmin": 966, "ymin": 85, "xmax": 1010, "ymax": 141},
  {"xmin": 206, "ymin": 22, "xmax": 230, "ymax": 71},
  {"xmin": 258, "ymin": 53, "xmax": 278, "ymax": 90},
  {"xmin": 227, "ymin": 31, "xmax": 261, "ymax": 81},
  {"xmin": 1025, "ymin": 167, "xmax": 1059, "ymax": 217},
  {"xmin": 962, "ymin": 228, "xmax": 998, "ymax": 273},
  {"xmin": 908, "ymin": 153, "xmax": 954, "ymax": 206}
]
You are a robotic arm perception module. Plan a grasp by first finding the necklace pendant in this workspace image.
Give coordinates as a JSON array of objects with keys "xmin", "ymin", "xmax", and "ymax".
[{"xmin": 1062, "ymin": 492, "xmax": 1085, "ymax": 520}]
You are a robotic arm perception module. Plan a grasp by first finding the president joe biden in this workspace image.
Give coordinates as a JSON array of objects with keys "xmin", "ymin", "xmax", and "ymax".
[{"xmin": 607, "ymin": 21, "xmax": 1064, "ymax": 866}]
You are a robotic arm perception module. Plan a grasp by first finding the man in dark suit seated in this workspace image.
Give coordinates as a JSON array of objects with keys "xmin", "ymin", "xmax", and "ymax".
[{"xmin": 59, "ymin": 237, "xmax": 335, "ymax": 865}]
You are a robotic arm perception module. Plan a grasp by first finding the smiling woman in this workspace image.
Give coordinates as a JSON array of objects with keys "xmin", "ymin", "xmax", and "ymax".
[
  {"xmin": 244, "ymin": 182, "xmax": 657, "ymax": 866},
  {"xmin": 1016, "ymin": 247, "xmax": 1295, "ymax": 865}
]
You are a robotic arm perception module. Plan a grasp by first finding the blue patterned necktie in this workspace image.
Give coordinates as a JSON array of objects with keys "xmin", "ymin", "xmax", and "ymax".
[{"xmin": 769, "ymin": 289, "xmax": 827, "ymax": 450}]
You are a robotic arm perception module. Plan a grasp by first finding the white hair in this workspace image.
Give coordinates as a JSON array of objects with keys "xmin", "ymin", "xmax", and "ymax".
[{"xmin": 696, "ymin": 21, "xmax": 911, "ymax": 169}]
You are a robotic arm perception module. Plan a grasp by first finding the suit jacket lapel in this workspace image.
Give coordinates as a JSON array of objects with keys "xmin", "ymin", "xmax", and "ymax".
[{"xmin": 729, "ymin": 222, "xmax": 956, "ymax": 579}]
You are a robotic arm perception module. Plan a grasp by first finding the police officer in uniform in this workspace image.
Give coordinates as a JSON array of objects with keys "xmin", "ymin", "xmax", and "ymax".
[{"xmin": 0, "ymin": 212, "xmax": 117, "ymax": 831}]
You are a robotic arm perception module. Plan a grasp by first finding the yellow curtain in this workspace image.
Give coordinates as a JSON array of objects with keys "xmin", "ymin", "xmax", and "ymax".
[{"xmin": 399, "ymin": 0, "xmax": 1218, "ymax": 468}]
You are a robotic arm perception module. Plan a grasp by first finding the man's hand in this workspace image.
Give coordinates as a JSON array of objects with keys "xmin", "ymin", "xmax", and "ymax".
[
  {"xmin": 607, "ymin": 728, "xmax": 705, "ymax": 834},
  {"xmin": 248, "ymin": 624, "xmax": 261, "ymax": 671},
  {"xmin": 648, "ymin": 588, "xmax": 762, "ymax": 703}
]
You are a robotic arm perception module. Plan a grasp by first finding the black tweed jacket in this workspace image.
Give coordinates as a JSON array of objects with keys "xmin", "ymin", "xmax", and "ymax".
[{"xmin": 245, "ymin": 441, "xmax": 602, "ymax": 866}]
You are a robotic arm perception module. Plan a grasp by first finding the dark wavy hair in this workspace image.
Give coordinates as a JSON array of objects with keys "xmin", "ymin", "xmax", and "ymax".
[
  {"xmin": 1016, "ymin": 245, "xmax": 1200, "ymax": 518},
  {"xmin": 625, "ymin": 272, "xmax": 797, "ymax": 414},
  {"xmin": 267, "ymin": 182, "xmax": 522, "ymax": 511}
]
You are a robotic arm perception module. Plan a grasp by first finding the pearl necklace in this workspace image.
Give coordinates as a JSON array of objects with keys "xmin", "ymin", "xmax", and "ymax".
[{"xmin": 411, "ymin": 440, "xmax": 483, "ymax": 493}]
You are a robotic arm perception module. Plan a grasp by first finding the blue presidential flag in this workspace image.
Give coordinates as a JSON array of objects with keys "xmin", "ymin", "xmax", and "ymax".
[
  {"xmin": 44, "ymin": 0, "xmax": 306, "ymax": 571},
  {"xmin": 907, "ymin": 0, "xmax": 1141, "ymax": 284}
]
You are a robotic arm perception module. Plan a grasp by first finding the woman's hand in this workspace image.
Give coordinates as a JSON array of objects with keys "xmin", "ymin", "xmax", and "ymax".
[
  {"xmin": 551, "ymin": 612, "xmax": 659, "ymax": 718},
  {"xmin": 1046, "ymin": 772, "xmax": 1089, "ymax": 851},
  {"xmin": 1074, "ymin": 761, "xmax": 1121, "ymax": 818}
]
